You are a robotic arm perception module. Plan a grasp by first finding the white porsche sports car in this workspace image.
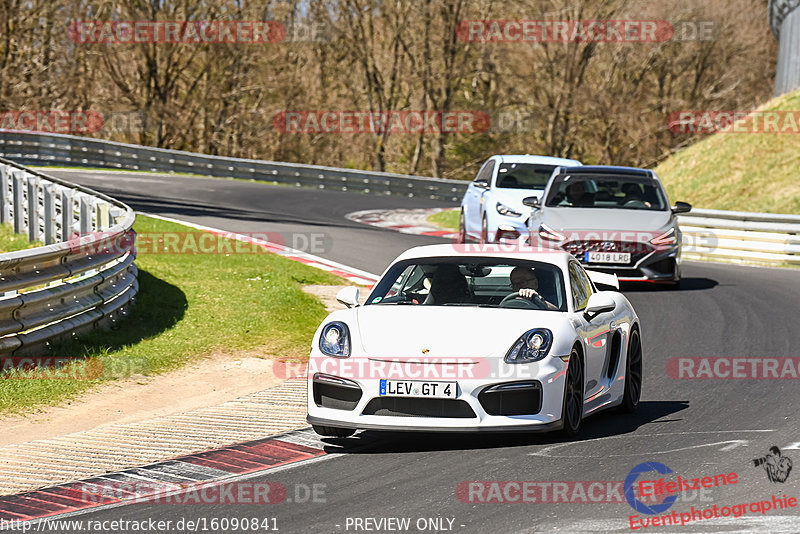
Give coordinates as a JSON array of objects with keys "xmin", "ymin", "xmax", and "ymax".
[{"xmin": 306, "ymin": 244, "xmax": 642, "ymax": 437}]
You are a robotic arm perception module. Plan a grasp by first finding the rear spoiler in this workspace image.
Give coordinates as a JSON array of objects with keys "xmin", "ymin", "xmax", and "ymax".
[{"xmin": 585, "ymin": 270, "xmax": 620, "ymax": 291}]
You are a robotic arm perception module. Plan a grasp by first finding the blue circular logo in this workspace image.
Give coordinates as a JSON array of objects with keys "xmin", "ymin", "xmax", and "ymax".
[{"xmin": 624, "ymin": 461, "xmax": 677, "ymax": 515}]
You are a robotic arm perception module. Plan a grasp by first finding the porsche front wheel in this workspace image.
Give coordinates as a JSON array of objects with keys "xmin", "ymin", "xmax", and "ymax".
[
  {"xmin": 618, "ymin": 327, "xmax": 642, "ymax": 413},
  {"xmin": 560, "ymin": 346, "xmax": 584, "ymax": 436}
]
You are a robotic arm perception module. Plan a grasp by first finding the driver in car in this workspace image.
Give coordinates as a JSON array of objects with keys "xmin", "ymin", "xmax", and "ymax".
[
  {"xmin": 509, "ymin": 266, "xmax": 558, "ymax": 310},
  {"xmin": 565, "ymin": 181, "xmax": 593, "ymax": 207}
]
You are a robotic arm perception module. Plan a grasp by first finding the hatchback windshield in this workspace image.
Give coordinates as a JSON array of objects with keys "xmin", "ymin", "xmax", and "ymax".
[
  {"xmin": 544, "ymin": 174, "xmax": 667, "ymax": 210},
  {"xmin": 495, "ymin": 163, "xmax": 557, "ymax": 189},
  {"xmin": 367, "ymin": 258, "xmax": 566, "ymax": 311}
]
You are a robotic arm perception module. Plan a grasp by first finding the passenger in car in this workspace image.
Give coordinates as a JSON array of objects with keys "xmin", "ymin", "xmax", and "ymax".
[
  {"xmin": 565, "ymin": 182, "xmax": 593, "ymax": 207},
  {"xmin": 424, "ymin": 264, "xmax": 469, "ymax": 305},
  {"xmin": 509, "ymin": 267, "xmax": 558, "ymax": 310}
]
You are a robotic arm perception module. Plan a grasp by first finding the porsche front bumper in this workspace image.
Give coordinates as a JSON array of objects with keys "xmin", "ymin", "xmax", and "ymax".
[{"xmin": 305, "ymin": 356, "xmax": 570, "ymax": 432}]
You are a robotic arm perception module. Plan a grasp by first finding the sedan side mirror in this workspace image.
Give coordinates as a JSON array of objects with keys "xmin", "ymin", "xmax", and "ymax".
[
  {"xmin": 522, "ymin": 196, "xmax": 540, "ymax": 208},
  {"xmin": 584, "ymin": 293, "xmax": 616, "ymax": 319},
  {"xmin": 473, "ymin": 179, "xmax": 490, "ymax": 189},
  {"xmin": 336, "ymin": 286, "xmax": 360, "ymax": 308},
  {"xmin": 671, "ymin": 201, "xmax": 692, "ymax": 214}
]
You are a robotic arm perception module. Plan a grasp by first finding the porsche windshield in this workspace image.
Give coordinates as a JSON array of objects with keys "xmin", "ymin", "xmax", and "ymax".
[
  {"xmin": 367, "ymin": 258, "xmax": 567, "ymax": 311},
  {"xmin": 544, "ymin": 174, "xmax": 667, "ymax": 210}
]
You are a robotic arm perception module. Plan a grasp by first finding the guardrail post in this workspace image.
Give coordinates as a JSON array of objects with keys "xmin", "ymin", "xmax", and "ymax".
[
  {"xmin": 43, "ymin": 185, "xmax": 56, "ymax": 244},
  {"xmin": 12, "ymin": 171, "xmax": 24, "ymax": 234},
  {"xmin": 109, "ymin": 207, "xmax": 125, "ymax": 225},
  {"xmin": 95, "ymin": 202, "xmax": 110, "ymax": 231},
  {"xmin": 61, "ymin": 189, "xmax": 74, "ymax": 241},
  {"xmin": 79, "ymin": 196, "xmax": 91, "ymax": 235},
  {"xmin": 27, "ymin": 177, "xmax": 40, "ymax": 242},
  {"xmin": 0, "ymin": 166, "xmax": 8, "ymax": 224}
]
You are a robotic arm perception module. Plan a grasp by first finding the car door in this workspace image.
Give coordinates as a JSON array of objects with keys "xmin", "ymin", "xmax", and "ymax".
[
  {"xmin": 464, "ymin": 159, "xmax": 495, "ymax": 236},
  {"xmin": 568, "ymin": 261, "xmax": 613, "ymax": 400}
]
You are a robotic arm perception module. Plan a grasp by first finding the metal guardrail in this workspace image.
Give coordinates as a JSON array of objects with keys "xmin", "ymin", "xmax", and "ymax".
[
  {"xmin": 0, "ymin": 156, "xmax": 137, "ymax": 357},
  {"xmin": 679, "ymin": 209, "xmax": 800, "ymax": 265},
  {"xmin": 0, "ymin": 130, "xmax": 797, "ymax": 268},
  {"xmin": 0, "ymin": 130, "xmax": 469, "ymax": 202}
]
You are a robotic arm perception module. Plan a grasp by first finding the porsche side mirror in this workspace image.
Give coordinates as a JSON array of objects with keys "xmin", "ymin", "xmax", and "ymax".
[
  {"xmin": 671, "ymin": 201, "xmax": 692, "ymax": 214},
  {"xmin": 584, "ymin": 293, "xmax": 616, "ymax": 319},
  {"xmin": 522, "ymin": 196, "xmax": 540, "ymax": 208},
  {"xmin": 473, "ymin": 179, "xmax": 490, "ymax": 189},
  {"xmin": 336, "ymin": 286, "xmax": 360, "ymax": 308}
]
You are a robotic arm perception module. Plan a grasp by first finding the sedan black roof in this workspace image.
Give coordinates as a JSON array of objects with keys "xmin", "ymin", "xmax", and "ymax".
[{"xmin": 558, "ymin": 165, "xmax": 653, "ymax": 177}]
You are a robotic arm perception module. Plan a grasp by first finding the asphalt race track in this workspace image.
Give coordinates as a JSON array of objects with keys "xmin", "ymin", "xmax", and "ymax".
[{"xmin": 41, "ymin": 169, "xmax": 800, "ymax": 533}]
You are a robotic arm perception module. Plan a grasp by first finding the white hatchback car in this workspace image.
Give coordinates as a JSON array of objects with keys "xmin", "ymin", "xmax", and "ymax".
[
  {"xmin": 306, "ymin": 244, "xmax": 641, "ymax": 437},
  {"xmin": 459, "ymin": 155, "xmax": 581, "ymax": 244}
]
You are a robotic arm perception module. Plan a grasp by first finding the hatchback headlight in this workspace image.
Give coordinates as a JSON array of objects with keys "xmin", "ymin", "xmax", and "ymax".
[
  {"xmin": 496, "ymin": 202, "xmax": 522, "ymax": 217},
  {"xmin": 538, "ymin": 224, "xmax": 565, "ymax": 242},
  {"xmin": 505, "ymin": 328, "xmax": 553, "ymax": 364},
  {"xmin": 319, "ymin": 321, "xmax": 351, "ymax": 358},
  {"xmin": 651, "ymin": 227, "xmax": 677, "ymax": 246}
]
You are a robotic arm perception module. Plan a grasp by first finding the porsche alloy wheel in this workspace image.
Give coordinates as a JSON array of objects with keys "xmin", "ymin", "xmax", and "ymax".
[
  {"xmin": 561, "ymin": 347, "xmax": 584, "ymax": 436},
  {"xmin": 619, "ymin": 327, "xmax": 642, "ymax": 413}
]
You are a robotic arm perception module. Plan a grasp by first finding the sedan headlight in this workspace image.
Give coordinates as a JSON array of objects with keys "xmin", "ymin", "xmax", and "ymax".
[
  {"xmin": 319, "ymin": 321, "xmax": 351, "ymax": 358},
  {"xmin": 538, "ymin": 224, "xmax": 565, "ymax": 242},
  {"xmin": 651, "ymin": 227, "xmax": 677, "ymax": 246},
  {"xmin": 496, "ymin": 202, "xmax": 522, "ymax": 217},
  {"xmin": 505, "ymin": 328, "xmax": 553, "ymax": 364}
]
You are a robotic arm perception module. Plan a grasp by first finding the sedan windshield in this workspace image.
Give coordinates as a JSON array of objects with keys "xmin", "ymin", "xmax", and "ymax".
[
  {"xmin": 495, "ymin": 163, "xmax": 556, "ymax": 189},
  {"xmin": 544, "ymin": 174, "xmax": 667, "ymax": 210},
  {"xmin": 366, "ymin": 258, "xmax": 566, "ymax": 311}
]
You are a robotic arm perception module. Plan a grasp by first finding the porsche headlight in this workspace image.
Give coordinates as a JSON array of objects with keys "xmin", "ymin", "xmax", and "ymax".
[
  {"xmin": 319, "ymin": 321, "xmax": 351, "ymax": 358},
  {"xmin": 505, "ymin": 328, "xmax": 553, "ymax": 364},
  {"xmin": 496, "ymin": 202, "xmax": 522, "ymax": 217}
]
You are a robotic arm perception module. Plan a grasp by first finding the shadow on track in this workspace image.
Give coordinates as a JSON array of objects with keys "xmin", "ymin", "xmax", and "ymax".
[
  {"xmin": 317, "ymin": 400, "xmax": 690, "ymax": 455},
  {"xmin": 27, "ymin": 270, "xmax": 189, "ymax": 378},
  {"xmin": 621, "ymin": 278, "xmax": 717, "ymax": 293},
  {"xmin": 101, "ymin": 191, "xmax": 360, "ymax": 230}
]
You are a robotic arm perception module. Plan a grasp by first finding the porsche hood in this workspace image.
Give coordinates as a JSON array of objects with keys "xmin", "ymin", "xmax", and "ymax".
[{"xmin": 327, "ymin": 305, "xmax": 573, "ymax": 359}]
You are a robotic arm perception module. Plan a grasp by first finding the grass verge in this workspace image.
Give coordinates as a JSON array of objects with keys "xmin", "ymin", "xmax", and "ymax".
[
  {"xmin": 0, "ymin": 223, "xmax": 41, "ymax": 252},
  {"xmin": 656, "ymin": 89, "xmax": 800, "ymax": 214},
  {"xmin": 426, "ymin": 209, "xmax": 459, "ymax": 231},
  {"xmin": 0, "ymin": 215, "xmax": 344, "ymax": 414}
]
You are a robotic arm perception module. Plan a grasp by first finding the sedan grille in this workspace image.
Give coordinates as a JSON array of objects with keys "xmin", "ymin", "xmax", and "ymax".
[{"xmin": 563, "ymin": 240, "xmax": 652, "ymax": 263}]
